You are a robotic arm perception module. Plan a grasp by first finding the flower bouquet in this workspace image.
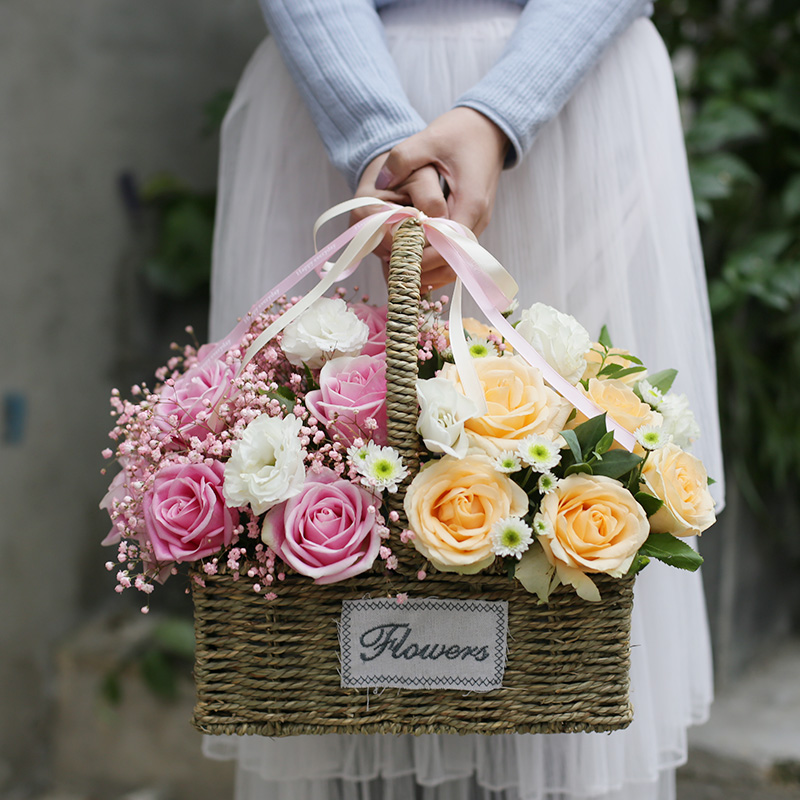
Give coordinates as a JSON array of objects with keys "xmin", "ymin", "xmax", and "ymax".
[{"xmin": 101, "ymin": 206, "xmax": 715, "ymax": 736}]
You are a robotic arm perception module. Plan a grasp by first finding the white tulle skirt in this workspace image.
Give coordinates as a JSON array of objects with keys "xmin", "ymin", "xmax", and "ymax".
[{"xmin": 205, "ymin": 2, "xmax": 722, "ymax": 798}]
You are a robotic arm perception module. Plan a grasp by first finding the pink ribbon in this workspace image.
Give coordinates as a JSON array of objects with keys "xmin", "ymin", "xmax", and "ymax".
[{"xmin": 198, "ymin": 199, "xmax": 636, "ymax": 452}]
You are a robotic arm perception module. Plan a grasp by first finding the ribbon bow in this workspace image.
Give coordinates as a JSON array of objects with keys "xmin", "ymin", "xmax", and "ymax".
[{"xmin": 204, "ymin": 198, "xmax": 635, "ymax": 452}]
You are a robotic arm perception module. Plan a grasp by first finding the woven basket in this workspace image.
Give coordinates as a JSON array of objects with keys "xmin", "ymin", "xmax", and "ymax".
[{"xmin": 192, "ymin": 219, "xmax": 634, "ymax": 737}]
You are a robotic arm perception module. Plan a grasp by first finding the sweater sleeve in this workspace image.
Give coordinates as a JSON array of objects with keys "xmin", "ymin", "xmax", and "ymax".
[
  {"xmin": 455, "ymin": 0, "xmax": 653, "ymax": 167},
  {"xmin": 258, "ymin": 0, "xmax": 426, "ymax": 189}
]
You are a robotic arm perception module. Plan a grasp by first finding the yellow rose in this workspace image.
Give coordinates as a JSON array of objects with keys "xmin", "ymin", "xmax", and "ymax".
[
  {"xmin": 641, "ymin": 443, "xmax": 715, "ymax": 537},
  {"xmin": 582, "ymin": 345, "xmax": 644, "ymax": 387},
  {"xmin": 574, "ymin": 378, "xmax": 661, "ymax": 438},
  {"xmin": 535, "ymin": 474, "xmax": 650, "ymax": 599},
  {"xmin": 404, "ymin": 454, "xmax": 528, "ymax": 574},
  {"xmin": 441, "ymin": 356, "xmax": 572, "ymax": 455}
]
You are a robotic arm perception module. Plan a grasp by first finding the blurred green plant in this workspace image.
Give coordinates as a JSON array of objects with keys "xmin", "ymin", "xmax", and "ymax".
[
  {"xmin": 101, "ymin": 616, "xmax": 196, "ymax": 705},
  {"xmin": 655, "ymin": 1, "xmax": 800, "ymax": 513},
  {"xmin": 135, "ymin": 89, "xmax": 233, "ymax": 298}
]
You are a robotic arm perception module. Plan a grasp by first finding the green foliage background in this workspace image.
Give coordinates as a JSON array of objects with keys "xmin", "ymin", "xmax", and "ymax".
[
  {"xmin": 654, "ymin": 1, "xmax": 800, "ymax": 514},
  {"xmin": 141, "ymin": 4, "xmax": 800, "ymax": 523}
]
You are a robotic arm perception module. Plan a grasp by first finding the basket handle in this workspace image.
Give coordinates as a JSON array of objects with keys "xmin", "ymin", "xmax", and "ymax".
[{"xmin": 384, "ymin": 218, "xmax": 425, "ymax": 528}]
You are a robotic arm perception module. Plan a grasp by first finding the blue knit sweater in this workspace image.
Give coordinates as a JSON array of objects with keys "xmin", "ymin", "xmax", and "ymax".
[{"xmin": 259, "ymin": 0, "xmax": 653, "ymax": 189}]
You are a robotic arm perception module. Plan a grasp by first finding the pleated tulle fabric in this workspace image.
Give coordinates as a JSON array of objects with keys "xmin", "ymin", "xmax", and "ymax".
[{"xmin": 204, "ymin": 2, "xmax": 720, "ymax": 798}]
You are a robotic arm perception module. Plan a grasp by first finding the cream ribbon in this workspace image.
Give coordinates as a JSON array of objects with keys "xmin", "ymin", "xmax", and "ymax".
[{"xmin": 236, "ymin": 198, "xmax": 635, "ymax": 452}]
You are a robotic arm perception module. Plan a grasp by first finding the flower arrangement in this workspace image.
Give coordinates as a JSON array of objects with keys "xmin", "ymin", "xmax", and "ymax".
[{"xmin": 101, "ymin": 284, "xmax": 715, "ymax": 611}]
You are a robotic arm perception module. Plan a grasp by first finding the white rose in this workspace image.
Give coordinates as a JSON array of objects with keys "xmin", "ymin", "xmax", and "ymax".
[
  {"xmin": 281, "ymin": 297, "xmax": 369, "ymax": 369},
  {"xmin": 659, "ymin": 391, "xmax": 701, "ymax": 450},
  {"xmin": 416, "ymin": 377, "xmax": 479, "ymax": 458},
  {"xmin": 516, "ymin": 303, "xmax": 592, "ymax": 385},
  {"xmin": 223, "ymin": 414, "xmax": 306, "ymax": 515}
]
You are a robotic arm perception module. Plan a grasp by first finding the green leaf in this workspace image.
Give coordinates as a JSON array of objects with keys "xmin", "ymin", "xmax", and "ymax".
[
  {"xmin": 782, "ymin": 174, "xmax": 800, "ymax": 218},
  {"xmin": 686, "ymin": 100, "xmax": 763, "ymax": 153},
  {"xmin": 565, "ymin": 462, "xmax": 593, "ymax": 476},
  {"xmin": 506, "ymin": 557, "xmax": 517, "ymax": 581},
  {"xmin": 639, "ymin": 533, "xmax": 704, "ymax": 572},
  {"xmin": 597, "ymin": 362, "xmax": 624, "ymax": 377},
  {"xmin": 634, "ymin": 491, "xmax": 664, "ymax": 517},
  {"xmin": 647, "ymin": 369, "xmax": 678, "ymax": 394},
  {"xmin": 593, "ymin": 430, "xmax": 615, "ymax": 457},
  {"xmin": 590, "ymin": 450, "xmax": 643, "ymax": 479},
  {"xmin": 152, "ymin": 618, "xmax": 195, "ymax": 660},
  {"xmin": 302, "ymin": 362, "xmax": 319, "ymax": 391},
  {"xmin": 572, "ymin": 413, "xmax": 609, "ymax": 458},
  {"xmin": 611, "ymin": 365, "xmax": 648, "ymax": 379},
  {"xmin": 559, "ymin": 429, "xmax": 583, "ymax": 464},
  {"xmin": 626, "ymin": 552, "xmax": 651, "ymax": 577},
  {"xmin": 598, "ymin": 325, "xmax": 613, "ymax": 349}
]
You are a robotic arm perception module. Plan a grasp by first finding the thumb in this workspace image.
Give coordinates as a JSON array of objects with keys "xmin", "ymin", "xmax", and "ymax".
[{"xmin": 375, "ymin": 135, "xmax": 435, "ymax": 190}]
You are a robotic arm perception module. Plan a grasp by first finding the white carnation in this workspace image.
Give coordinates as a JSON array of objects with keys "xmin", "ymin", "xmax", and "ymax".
[
  {"xmin": 280, "ymin": 297, "xmax": 369, "ymax": 369},
  {"xmin": 516, "ymin": 302, "xmax": 592, "ymax": 385},
  {"xmin": 658, "ymin": 391, "xmax": 701, "ymax": 450},
  {"xmin": 223, "ymin": 414, "xmax": 306, "ymax": 515},
  {"xmin": 416, "ymin": 377, "xmax": 479, "ymax": 458}
]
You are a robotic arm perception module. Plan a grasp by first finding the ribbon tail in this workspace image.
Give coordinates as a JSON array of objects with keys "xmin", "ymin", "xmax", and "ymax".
[{"xmin": 448, "ymin": 279, "xmax": 488, "ymax": 416}]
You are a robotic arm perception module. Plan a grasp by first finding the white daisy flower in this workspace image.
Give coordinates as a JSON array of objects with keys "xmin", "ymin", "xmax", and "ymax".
[
  {"xmin": 634, "ymin": 424, "xmax": 672, "ymax": 451},
  {"xmin": 637, "ymin": 379, "xmax": 664, "ymax": 410},
  {"xmin": 347, "ymin": 440, "xmax": 378, "ymax": 474},
  {"xmin": 537, "ymin": 471, "xmax": 560, "ymax": 494},
  {"xmin": 493, "ymin": 452, "xmax": 523, "ymax": 473},
  {"xmin": 467, "ymin": 337, "xmax": 498, "ymax": 359},
  {"xmin": 532, "ymin": 512, "xmax": 553, "ymax": 538},
  {"xmin": 518, "ymin": 434, "xmax": 562, "ymax": 472},
  {"xmin": 361, "ymin": 445, "xmax": 408, "ymax": 493},
  {"xmin": 490, "ymin": 517, "xmax": 533, "ymax": 559}
]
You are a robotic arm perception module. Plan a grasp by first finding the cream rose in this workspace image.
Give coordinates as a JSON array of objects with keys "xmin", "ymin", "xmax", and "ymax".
[
  {"xmin": 280, "ymin": 297, "xmax": 369, "ymax": 369},
  {"xmin": 440, "ymin": 356, "xmax": 572, "ymax": 456},
  {"xmin": 404, "ymin": 454, "xmax": 528, "ymax": 574},
  {"xmin": 641, "ymin": 443, "xmax": 715, "ymax": 537},
  {"xmin": 516, "ymin": 303, "xmax": 592, "ymax": 384},
  {"xmin": 582, "ymin": 345, "xmax": 645, "ymax": 387},
  {"xmin": 535, "ymin": 473, "xmax": 650, "ymax": 600},
  {"xmin": 576, "ymin": 378, "xmax": 662, "ymax": 436}
]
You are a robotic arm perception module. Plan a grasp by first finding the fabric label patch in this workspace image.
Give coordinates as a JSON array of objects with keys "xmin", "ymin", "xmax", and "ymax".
[{"xmin": 339, "ymin": 598, "xmax": 508, "ymax": 692}]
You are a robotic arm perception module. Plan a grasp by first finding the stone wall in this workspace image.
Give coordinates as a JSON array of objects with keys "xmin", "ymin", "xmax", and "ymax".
[{"xmin": 0, "ymin": 2, "xmax": 263, "ymax": 793}]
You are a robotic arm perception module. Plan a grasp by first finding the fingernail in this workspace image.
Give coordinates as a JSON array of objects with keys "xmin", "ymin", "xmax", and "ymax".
[{"xmin": 375, "ymin": 167, "xmax": 393, "ymax": 190}]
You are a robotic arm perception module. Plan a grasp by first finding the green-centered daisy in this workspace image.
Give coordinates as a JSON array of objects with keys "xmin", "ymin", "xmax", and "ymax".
[
  {"xmin": 490, "ymin": 517, "xmax": 533, "ymax": 559},
  {"xmin": 518, "ymin": 434, "xmax": 562, "ymax": 472},
  {"xmin": 537, "ymin": 471, "xmax": 560, "ymax": 494},
  {"xmin": 361, "ymin": 445, "xmax": 408, "ymax": 493},
  {"xmin": 637, "ymin": 379, "xmax": 663, "ymax": 410},
  {"xmin": 634, "ymin": 423, "xmax": 671, "ymax": 451},
  {"xmin": 467, "ymin": 337, "xmax": 498, "ymax": 359},
  {"xmin": 347, "ymin": 440, "xmax": 376, "ymax": 472},
  {"xmin": 532, "ymin": 512, "xmax": 553, "ymax": 538},
  {"xmin": 493, "ymin": 451, "xmax": 523, "ymax": 473}
]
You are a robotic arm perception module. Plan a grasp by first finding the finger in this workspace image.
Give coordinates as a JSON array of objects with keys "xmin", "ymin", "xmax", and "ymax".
[
  {"xmin": 447, "ymin": 189, "xmax": 491, "ymax": 237},
  {"xmin": 376, "ymin": 135, "xmax": 438, "ymax": 190},
  {"xmin": 419, "ymin": 264, "xmax": 457, "ymax": 292},
  {"xmin": 404, "ymin": 167, "xmax": 448, "ymax": 218}
]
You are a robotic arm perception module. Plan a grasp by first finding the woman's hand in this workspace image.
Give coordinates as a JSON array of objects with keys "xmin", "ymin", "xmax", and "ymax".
[
  {"xmin": 377, "ymin": 107, "xmax": 509, "ymax": 237},
  {"xmin": 352, "ymin": 107, "xmax": 510, "ymax": 291}
]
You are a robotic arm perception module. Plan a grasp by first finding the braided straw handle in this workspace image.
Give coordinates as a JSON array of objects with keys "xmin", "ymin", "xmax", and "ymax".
[{"xmin": 384, "ymin": 218, "xmax": 425, "ymax": 541}]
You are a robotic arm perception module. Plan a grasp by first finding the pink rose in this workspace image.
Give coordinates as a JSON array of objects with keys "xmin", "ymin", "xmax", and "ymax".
[
  {"xmin": 154, "ymin": 358, "xmax": 236, "ymax": 446},
  {"xmin": 143, "ymin": 460, "xmax": 238, "ymax": 562},
  {"xmin": 304, "ymin": 355, "xmax": 387, "ymax": 446},
  {"xmin": 262, "ymin": 468, "xmax": 380, "ymax": 584},
  {"xmin": 352, "ymin": 304, "xmax": 387, "ymax": 357}
]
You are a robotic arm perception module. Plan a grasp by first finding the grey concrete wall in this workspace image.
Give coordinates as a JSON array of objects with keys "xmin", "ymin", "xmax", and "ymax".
[{"xmin": 0, "ymin": 1, "xmax": 263, "ymax": 793}]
